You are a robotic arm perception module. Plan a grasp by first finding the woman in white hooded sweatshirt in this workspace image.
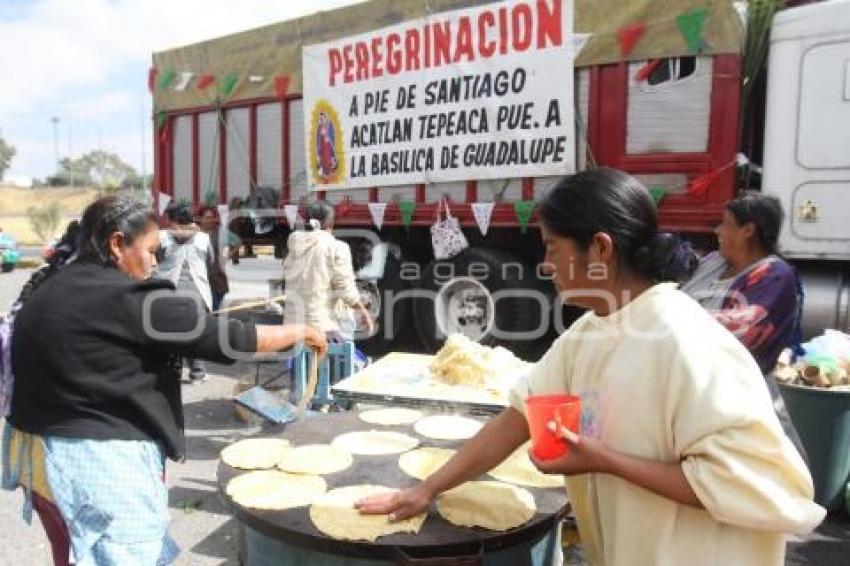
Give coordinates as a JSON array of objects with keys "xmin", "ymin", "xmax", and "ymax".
[{"xmin": 282, "ymin": 202, "xmax": 373, "ymax": 343}]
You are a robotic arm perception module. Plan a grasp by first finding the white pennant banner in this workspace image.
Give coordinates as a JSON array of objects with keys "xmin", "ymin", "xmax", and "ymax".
[
  {"xmin": 284, "ymin": 204, "xmax": 300, "ymax": 230},
  {"xmin": 368, "ymin": 202, "xmax": 388, "ymax": 230},
  {"xmin": 158, "ymin": 192, "xmax": 171, "ymax": 216},
  {"xmin": 216, "ymin": 204, "xmax": 230, "ymax": 230},
  {"xmin": 174, "ymin": 71, "xmax": 194, "ymax": 91},
  {"xmin": 471, "ymin": 202, "xmax": 495, "ymax": 237}
]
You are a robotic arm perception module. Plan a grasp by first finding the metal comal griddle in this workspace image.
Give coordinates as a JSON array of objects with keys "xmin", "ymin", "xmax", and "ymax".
[{"xmin": 218, "ymin": 410, "xmax": 569, "ymax": 563}]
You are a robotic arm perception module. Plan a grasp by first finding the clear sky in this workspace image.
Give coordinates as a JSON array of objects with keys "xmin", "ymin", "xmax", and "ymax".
[{"xmin": 0, "ymin": 0, "xmax": 364, "ymax": 182}]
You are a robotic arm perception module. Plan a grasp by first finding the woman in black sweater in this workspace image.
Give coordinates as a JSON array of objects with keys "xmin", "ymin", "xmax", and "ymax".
[{"xmin": 4, "ymin": 195, "xmax": 326, "ymax": 565}]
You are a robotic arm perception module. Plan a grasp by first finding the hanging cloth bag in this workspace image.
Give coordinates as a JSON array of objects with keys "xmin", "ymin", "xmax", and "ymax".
[{"xmin": 430, "ymin": 198, "xmax": 469, "ymax": 260}]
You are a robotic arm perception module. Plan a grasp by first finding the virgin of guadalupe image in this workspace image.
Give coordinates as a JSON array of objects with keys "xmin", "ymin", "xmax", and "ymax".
[{"xmin": 316, "ymin": 112, "xmax": 338, "ymax": 179}]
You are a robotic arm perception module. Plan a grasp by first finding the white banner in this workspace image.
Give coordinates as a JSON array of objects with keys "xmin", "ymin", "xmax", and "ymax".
[
  {"xmin": 216, "ymin": 204, "xmax": 230, "ymax": 230},
  {"xmin": 303, "ymin": 0, "xmax": 576, "ymax": 191},
  {"xmin": 471, "ymin": 202, "xmax": 496, "ymax": 236},
  {"xmin": 368, "ymin": 202, "xmax": 388, "ymax": 230},
  {"xmin": 283, "ymin": 204, "xmax": 300, "ymax": 230},
  {"xmin": 158, "ymin": 192, "xmax": 171, "ymax": 216}
]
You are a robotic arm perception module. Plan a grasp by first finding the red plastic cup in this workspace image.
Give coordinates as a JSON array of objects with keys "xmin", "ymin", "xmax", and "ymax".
[{"xmin": 525, "ymin": 394, "xmax": 582, "ymax": 460}]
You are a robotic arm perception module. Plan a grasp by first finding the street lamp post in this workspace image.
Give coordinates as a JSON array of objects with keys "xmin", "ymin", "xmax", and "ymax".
[{"xmin": 50, "ymin": 116, "xmax": 60, "ymax": 172}]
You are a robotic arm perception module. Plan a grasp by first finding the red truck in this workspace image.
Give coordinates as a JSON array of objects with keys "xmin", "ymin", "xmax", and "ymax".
[{"xmin": 151, "ymin": 0, "xmax": 849, "ymax": 358}]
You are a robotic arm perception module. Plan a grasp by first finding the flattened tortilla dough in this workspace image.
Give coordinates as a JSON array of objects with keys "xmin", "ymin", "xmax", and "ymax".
[
  {"xmin": 437, "ymin": 481, "xmax": 536, "ymax": 531},
  {"xmin": 398, "ymin": 447, "xmax": 456, "ymax": 480},
  {"xmin": 359, "ymin": 407, "xmax": 424, "ymax": 426},
  {"xmin": 221, "ymin": 438, "xmax": 291, "ymax": 469},
  {"xmin": 413, "ymin": 415, "xmax": 483, "ymax": 440},
  {"xmin": 226, "ymin": 470, "xmax": 326, "ymax": 510},
  {"xmin": 489, "ymin": 444, "xmax": 564, "ymax": 489},
  {"xmin": 276, "ymin": 444, "xmax": 353, "ymax": 475},
  {"xmin": 331, "ymin": 430, "xmax": 419, "ymax": 455},
  {"xmin": 309, "ymin": 485, "xmax": 427, "ymax": 541}
]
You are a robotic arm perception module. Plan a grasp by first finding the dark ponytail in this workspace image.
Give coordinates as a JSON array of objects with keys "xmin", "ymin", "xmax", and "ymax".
[
  {"xmin": 13, "ymin": 220, "xmax": 82, "ymax": 308},
  {"xmin": 305, "ymin": 201, "xmax": 334, "ymax": 231},
  {"xmin": 539, "ymin": 167, "xmax": 698, "ymax": 283}
]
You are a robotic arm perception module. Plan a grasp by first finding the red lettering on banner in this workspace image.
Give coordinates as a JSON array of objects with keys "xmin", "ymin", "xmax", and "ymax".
[
  {"xmin": 387, "ymin": 33, "xmax": 402, "ymax": 74},
  {"xmin": 498, "ymin": 7, "xmax": 509, "ymax": 55},
  {"xmin": 512, "ymin": 4, "xmax": 533, "ymax": 52},
  {"xmin": 404, "ymin": 29, "xmax": 421, "ymax": 71},
  {"xmin": 454, "ymin": 16, "xmax": 474, "ymax": 62},
  {"xmin": 328, "ymin": 48, "xmax": 343, "ymax": 86},
  {"xmin": 370, "ymin": 37, "xmax": 384, "ymax": 78},
  {"xmin": 342, "ymin": 44, "xmax": 355, "ymax": 83},
  {"xmin": 424, "ymin": 23, "xmax": 432, "ymax": 67},
  {"xmin": 478, "ymin": 11, "xmax": 496, "ymax": 57},
  {"xmin": 433, "ymin": 21, "xmax": 452, "ymax": 66},
  {"xmin": 355, "ymin": 42, "xmax": 370, "ymax": 81},
  {"xmin": 537, "ymin": 0, "xmax": 563, "ymax": 48}
]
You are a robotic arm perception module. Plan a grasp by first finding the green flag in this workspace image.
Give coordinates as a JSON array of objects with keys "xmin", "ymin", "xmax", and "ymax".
[
  {"xmin": 398, "ymin": 201, "xmax": 416, "ymax": 228},
  {"xmin": 649, "ymin": 186, "xmax": 668, "ymax": 206},
  {"xmin": 157, "ymin": 69, "xmax": 176, "ymax": 90},
  {"xmin": 219, "ymin": 73, "xmax": 239, "ymax": 98},
  {"xmin": 155, "ymin": 110, "xmax": 167, "ymax": 129},
  {"xmin": 514, "ymin": 200, "xmax": 535, "ymax": 233},
  {"xmin": 677, "ymin": 8, "xmax": 709, "ymax": 53}
]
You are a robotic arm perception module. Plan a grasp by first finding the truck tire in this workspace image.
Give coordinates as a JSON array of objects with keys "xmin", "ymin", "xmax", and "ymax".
[
  {"xmin": 358, "ymin": 253, "xmax": 411, "ymax": 356},
  {"xmin": 1, "ymin": 263, "xmax": 14, "ymax": 273},
  {"xmin": 413, "ymin": 247, "xmax": 551, "ymax": 361}
]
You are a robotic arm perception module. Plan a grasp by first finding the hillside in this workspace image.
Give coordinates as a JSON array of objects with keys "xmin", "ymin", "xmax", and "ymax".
[{"xmin": 0, "ymin": 186, "xmax": 101, "ymax": 244}]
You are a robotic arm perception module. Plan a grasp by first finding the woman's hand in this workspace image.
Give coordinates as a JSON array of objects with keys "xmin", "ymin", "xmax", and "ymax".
[
  {"xmin": 299, "ymin": 325, "xmax": 328, "ymax": 359},
  {"xmin": 355, "ymin": 484, "xmax": 433, "ymax": 522},
  {"xmin": 528, "ymin": 421, "xmax": 608, "ymax": 476}
]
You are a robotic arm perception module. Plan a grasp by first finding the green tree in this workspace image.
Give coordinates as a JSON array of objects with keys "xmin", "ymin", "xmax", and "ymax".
[
  {"xmin": 0, "ymin": 136, "xmax": 16, "ymax": 181},
  {"xmin": 53, "ymin": 150, "xmax": 137, "ymax": 188},
  {"xmin": 26, "ymin": 202, "xmax": 62, "ymax": 243}
]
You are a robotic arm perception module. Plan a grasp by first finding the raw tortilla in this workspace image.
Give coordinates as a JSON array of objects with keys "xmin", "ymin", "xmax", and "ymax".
[
  {"xmin": 398, "ymin": 447, "xmax": 456, "ymax": 480},
  {"xmin": 309, "ymin": 485, "xmax": 427, "ymax": 541},
  {"xmin": 488, "ymin": 443, "xmax": 564, "ymax": 489},
  {"xmin": 331, "ymin": 430, "xmax": 419, "ymax": 456},
  {"xmin": 413, "ymin": 415, "xmax": 483, "ymax": 440},
  {"xmin": 276, "ymin": 444, "xmax": 353, "ymax": 475},
  {"xmin": 437, "ymin": 481, "xmax": 536, "ymax": 531},
  {"xmin": 359, "ymin": 407, "xmax": 424, "ymax": 426},
  {"xmin": 226, "ymin": 470, "xmax": 326, "ymax": 510},
  {"xmin": 220, "ymin": 438, "xmax": 291, "ymax": 469}
]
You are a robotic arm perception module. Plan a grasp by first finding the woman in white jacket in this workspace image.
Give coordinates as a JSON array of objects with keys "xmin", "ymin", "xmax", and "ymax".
[
  {"xmin": 282, "ymin": 202, "xmax": 373, "ymax": 343},
  {"xmin": 356, "ymin": 168, "xmax": 824, "ymax": 566}
]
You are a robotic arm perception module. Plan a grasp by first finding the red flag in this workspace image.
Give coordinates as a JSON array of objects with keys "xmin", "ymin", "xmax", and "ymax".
[
  {"xmin": 635, "ymin": 59, "xmax": 662, "ymax": 82},
  {"xmin": 274, "ymin": 75, "xmax": 291, "ymax": 99},
  {"xmin": 337, "ymin": 197, "xmax": 352, "ymax": 217},
  {"xmin": 148, "ymin": 67, "xmax": 158, "ymax": 93},
  {"xmin": 196, "ymin": 74, "xmax": 216, "ymax": 90},
  {"xmin": 687, "ymin": 162, "xmax": 734, "ymax": 197},
  {"xmin": 617, "ymin": 22, "xmax": 646, "ymax": 57}
]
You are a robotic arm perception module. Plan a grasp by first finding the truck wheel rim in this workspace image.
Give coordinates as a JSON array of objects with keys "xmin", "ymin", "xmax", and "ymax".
[{"xmin": 435, "ymin": 277, "xmax": 495, "ymax": 342}]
